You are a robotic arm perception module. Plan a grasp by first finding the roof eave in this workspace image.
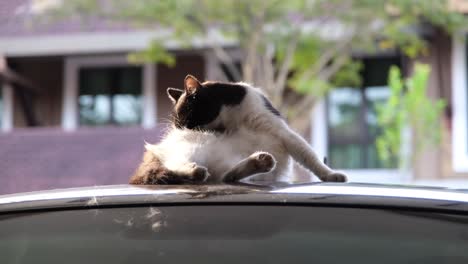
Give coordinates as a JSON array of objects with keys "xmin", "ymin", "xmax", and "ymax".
[{"xmin": 0, "ymin": 30, "xmax": 237, "ymax": 57}]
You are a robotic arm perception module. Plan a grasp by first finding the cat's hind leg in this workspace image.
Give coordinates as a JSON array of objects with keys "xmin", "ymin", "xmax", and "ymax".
[{"xmin": 222, "ymin": 151, "xmax": 276, "ymax": 183}]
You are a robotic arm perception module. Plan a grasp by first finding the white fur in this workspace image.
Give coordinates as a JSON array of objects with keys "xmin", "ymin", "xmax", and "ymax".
[{"xmin": 147, "ymin": 82, "xmax": 339, "ymax": 183}]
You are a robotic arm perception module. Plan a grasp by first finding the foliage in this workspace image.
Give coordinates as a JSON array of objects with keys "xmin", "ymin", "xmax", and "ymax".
[
  {"xmin": 376, "ymin": 64, "xmax": 446, "ymax": 168},
  {"xmin": 43, "ymin": 0, "xmax": 466, "ymax": 133},
  {"xmin": 128, "ymin": 41, "xmax": 176, "ymax": 66}
]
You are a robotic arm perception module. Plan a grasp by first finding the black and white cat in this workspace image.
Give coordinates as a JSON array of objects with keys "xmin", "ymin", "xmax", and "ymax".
[{"xmin": 130, "ymin": 75, "xmax": 346, "ymax": 184}]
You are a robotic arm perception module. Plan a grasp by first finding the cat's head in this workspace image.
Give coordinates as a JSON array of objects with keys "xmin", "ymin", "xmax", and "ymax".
[{"xmin": 167, "ymin": 75, "xmax": 246, "ymax": 131}]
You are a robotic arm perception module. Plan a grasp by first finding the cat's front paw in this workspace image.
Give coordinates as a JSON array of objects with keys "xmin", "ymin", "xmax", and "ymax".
[
  {"xmin": 251, "ymin": 152, "xmax": 277, "ymax": 173},
  {"xmin": 191, "ymin": 165, "xmax": 210, "ymax": 182},
  {"xmin": 182, "ymin": 162, "xmax": 210, "ymax": 183},
  {"xmin": 322, "ymin": 172, "xmax": 347, "ymax": 182}
]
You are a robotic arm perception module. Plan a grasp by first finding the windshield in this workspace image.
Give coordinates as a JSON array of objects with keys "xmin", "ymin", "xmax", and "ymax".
[{"xmin": 1, "ymin": 205, "xmax": 467, "ymax": 264}]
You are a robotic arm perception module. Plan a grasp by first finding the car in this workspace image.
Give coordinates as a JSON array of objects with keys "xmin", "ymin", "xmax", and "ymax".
[{"xmin": 0, "ymin": 182, "xmax": 468, "ymax": 264}]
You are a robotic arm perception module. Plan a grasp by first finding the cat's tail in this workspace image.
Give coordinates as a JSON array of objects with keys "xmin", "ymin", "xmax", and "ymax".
[{"xmin": 278, "ymin": 126, "xmax": 347, "ymax": 182}]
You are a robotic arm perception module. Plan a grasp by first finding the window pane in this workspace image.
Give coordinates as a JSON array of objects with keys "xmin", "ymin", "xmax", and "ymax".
[
  {"xmin": 329, "ymin": 144, "xmax": 363, "ymax": 169},
  {"xmin": 79, "ymin": 95, "xmax": 111, "ymax": 126},
  {"xmin": 366, "ymin": 86, "xmax": 390, "ymax": 136},
  {"xmin": 327, "ymin": 56, "xmax": 400, "ymax": 170},
  {"xmin": 363, "ymin": 57, "xmax": 401, "ymax": 87},
  {"xmin": 78, "ymin": 66, "xmax": 142, "ymax": 126},
  {"xmin": 365, "ymin": 86, "xmax": 398, "ymax": 168},
  {"xmin": 327, "ymin": 88, "xmax": 363, "ymax": 168},
  {"xmin": 113, "ymin": 95, "xmax": 142, "ymax": 125},
  {"xmin": 328, "ymin": 87, "xmax": 362, "ymax": 139},
  {"xmin": 328, "ymin": 86, "xmax": 397, "ymax": 169},
  {"xmin": 327, "ymin": 86, "xmax": 398, "ymax": 169}
]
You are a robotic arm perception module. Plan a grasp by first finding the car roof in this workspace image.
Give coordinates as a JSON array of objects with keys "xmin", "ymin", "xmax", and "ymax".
[{"xmin": 0, "ymin": 182, "xmax": 468, "ymax": 214}]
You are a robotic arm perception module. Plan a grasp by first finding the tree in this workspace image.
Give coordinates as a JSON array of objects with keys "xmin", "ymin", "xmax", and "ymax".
[
  {"xmin": 376, "ymin": 64, "xmax": 446, "ymax": 169},
  {"xmin": 45, "ymin": 0, "xmax": 467, "ymax": 134}
]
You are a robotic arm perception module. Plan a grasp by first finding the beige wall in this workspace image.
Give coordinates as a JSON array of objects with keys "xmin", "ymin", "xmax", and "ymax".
[{"xmin": 411, "ymin": 30, "xmax": 468, "ymax": 180}]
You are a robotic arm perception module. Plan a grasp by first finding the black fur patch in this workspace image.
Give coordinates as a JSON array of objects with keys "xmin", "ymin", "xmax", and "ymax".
[
  {"xmin": 173, "ymin": 82, "xmax": 246, "ymax": 130},
  {"xmin": 261, "ymin": 95, "xmax": 282, "ymax": 117},
  {"xmin": 202, "ymin": 82, "xmax": 246, "ymax": 105}
]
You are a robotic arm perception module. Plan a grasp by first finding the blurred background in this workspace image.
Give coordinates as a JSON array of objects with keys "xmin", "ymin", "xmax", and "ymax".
[{"xmin": 1, "ymin": 0, "xmax": 468, "ymax": 194}]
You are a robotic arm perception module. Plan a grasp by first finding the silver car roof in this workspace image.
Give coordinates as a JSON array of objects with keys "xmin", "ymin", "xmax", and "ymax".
[{"xmin": 0, "ymin": 183, "xmax": 467, "ymax": 213}]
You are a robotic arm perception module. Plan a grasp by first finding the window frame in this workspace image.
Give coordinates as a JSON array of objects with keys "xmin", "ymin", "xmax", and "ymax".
[
  {"xmin": 78, "ymin": 66, "xmax": 143, "ymax": 126},
  {"xmin": 311, "ymin": 56, "xmax": 410, "ymax": 183},
  {"xmin": 326, "ymin": 86, "xmax": 395, "ymax": 169},
  {"xmin": 62, "ymin": 55, "xmax": 157, "ymax": 131},
  {"xmin": 451, "ymin": 33, "xmax": 468, "ymax": 172}
]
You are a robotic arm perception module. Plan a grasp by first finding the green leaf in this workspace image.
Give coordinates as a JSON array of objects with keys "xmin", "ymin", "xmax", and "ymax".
[
  {"xmin": 128, "ymin": 40, "xmax": 176, "ymax": 66},
  {"xmin": 376, "ymin": 63, "xmax": 445, "ymax": 168}
]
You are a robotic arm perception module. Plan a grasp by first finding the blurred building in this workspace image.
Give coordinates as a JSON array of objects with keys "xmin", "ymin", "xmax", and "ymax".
[
  {"xmin": 308, "ymin": 0, "xmax": 468, "ymax": 188},
  {"xmin": 0, "ymin": 0, "xmax": 223, "ymax": 194},
  {"xmin": 310, "ymin": 31, "xmax": 460, "ymax": 187},
  {"xmin": 0, "ymin": 0, "xmax": 467, "ymax": 193}
]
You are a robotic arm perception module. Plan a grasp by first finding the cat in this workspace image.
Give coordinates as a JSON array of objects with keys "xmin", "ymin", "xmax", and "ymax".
[{"xmin": 129, "ymin": 75, "xmax": 346, "ymax": 184}]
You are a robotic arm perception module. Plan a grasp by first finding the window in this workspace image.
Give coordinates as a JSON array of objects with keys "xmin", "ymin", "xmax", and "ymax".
[
  {"xmin": 327, "ymin": 57, "xmax": 400, "ymax": 169},
  {"xmin": 63, "ymin": 55, "xmax": 156, "ymax": 131},
  {"xmin": 78, "ymin": 66, "xmax": 142, "ymax": 126}
]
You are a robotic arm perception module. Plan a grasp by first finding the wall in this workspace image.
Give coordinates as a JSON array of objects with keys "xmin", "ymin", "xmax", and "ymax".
[{"xmin": 411, "ymin": 30, "xmax": 466, "ymax": 180}]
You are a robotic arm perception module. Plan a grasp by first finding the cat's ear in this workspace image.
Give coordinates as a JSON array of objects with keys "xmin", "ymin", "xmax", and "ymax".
[
  {"xmin": 167, "ymin": 88, "xmax": 183, "ymax": 104},
  {"xmin": 184, "ymin": 74, "xmax": 201, "ymax": 94}
]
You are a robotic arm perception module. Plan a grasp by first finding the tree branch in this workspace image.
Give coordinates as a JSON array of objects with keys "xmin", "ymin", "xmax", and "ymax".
[
  {"xmin": 208, "ymin": 36, "xmax": 243, "ymax": 81},
  {"xmin": 291, "ymin": 52, "xmax": 349, "ymax": 120},
  {"xmin": 272, "ymin": 31, "xmax": 300, "ymax": 105},
  {"xmin": 191, "ymin": 1, "xmax": 243, "ymax": 81},
  {"xmin": 300, "ymin": 35, "xmax": 355, "ymax": 84},
  {"xmin": 261, "ymin": 43, "xmax": 276, "ymax": 95},
  {"xmin": 243, "ymin": 4, "xmax": 266, "ymax": 83},
  {"xmin": 318, "ymin": 53, "xmax": 349, "ymax": 81}
]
